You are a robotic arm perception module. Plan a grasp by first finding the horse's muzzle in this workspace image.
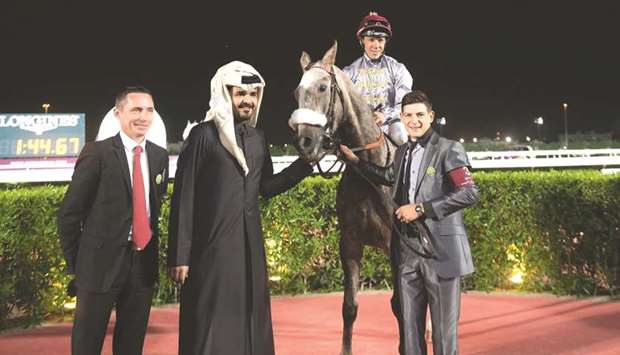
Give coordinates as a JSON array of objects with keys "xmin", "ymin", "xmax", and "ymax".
[{"xmin": 294, "ymin": 124, "xmax": 325, "ymax": 162}]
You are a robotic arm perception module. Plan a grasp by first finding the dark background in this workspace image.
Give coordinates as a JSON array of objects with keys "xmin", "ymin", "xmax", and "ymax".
[{"xmin": 1, "ymin": 0, "xmax": 619, "ymax": 144}]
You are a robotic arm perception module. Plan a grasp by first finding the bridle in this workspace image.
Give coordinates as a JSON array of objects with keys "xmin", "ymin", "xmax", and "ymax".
[
  {"xmin": 303, "ymin": 64, "xmax": 344, "ymax": 154},
  {"xmin": 300, "ymin": 63, "xmax": 388, "ymax": 176}
]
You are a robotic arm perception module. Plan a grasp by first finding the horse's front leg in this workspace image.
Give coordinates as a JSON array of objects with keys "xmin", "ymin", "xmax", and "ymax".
[{"xmin": 340, "ymin": 238, "xmax": 362, "ymax": 355}]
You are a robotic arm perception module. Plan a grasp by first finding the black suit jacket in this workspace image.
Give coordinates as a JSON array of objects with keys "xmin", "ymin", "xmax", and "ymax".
[
  {"xmin": 359, "ymin": 130, "xmax": 479, "ymax": 278},
  {"xmin": 58, "ymin": 134, "xmax": 169, "ymax": 292}
]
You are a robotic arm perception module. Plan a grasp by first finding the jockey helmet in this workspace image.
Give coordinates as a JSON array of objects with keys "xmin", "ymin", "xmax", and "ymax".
[{"xmin": 356, "ymin": 12, "xmax": 392, "ymax": 40}]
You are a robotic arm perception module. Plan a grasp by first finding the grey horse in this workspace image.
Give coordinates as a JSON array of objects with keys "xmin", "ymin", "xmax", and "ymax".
[{"xmin": 289, "ymin": 42, "xmax": 398, "ymax": 355}]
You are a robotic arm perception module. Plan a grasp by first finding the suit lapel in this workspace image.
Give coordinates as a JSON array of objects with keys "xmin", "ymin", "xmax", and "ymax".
[
  {"xmin": 414, "ymin": 132, "xmax": 439, "ymax": 198},
  {"xmin": 112, "ymin": 134, "xmax": 132, "ymax": 196}
]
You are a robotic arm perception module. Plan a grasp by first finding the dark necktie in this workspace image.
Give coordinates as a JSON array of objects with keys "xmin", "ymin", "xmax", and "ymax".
[
  {"xmin": 132, "ymin": 146, "xmax": 151, "ymax": 250},
  {"xmin": 402, "ymin": 140, "xmax": 416, "ymax": 204}
]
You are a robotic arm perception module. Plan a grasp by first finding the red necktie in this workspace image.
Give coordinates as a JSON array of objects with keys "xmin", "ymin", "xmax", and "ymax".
[{"xmin": 132, "ymin": 146, "xmax": 151, "ymax": 250}]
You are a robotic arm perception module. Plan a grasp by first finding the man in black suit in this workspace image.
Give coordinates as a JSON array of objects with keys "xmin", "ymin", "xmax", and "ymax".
[
  {"xmin": 58, "ymin": 86, "xmax": 169, "ymax": 355},
  {"xmin": 340, "ymin": 90, "xmax": 479, "ymax": 355}
]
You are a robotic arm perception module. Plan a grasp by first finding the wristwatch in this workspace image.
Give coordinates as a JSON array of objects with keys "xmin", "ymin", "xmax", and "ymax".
[{"xmin": 415, "ymin": 204, "xmax": 424, "ymax": 215}]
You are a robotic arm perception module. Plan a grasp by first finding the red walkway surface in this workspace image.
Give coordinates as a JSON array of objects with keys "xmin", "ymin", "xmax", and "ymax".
[{"xmin": 2, "ymin": 291, "xmax": 619, "ymax": 354}]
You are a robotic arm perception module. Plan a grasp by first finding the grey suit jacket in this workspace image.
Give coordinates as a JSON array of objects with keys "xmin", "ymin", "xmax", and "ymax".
[{"xmin": 359, "ymin": 130, "xmax": 479, "ymax": 278}]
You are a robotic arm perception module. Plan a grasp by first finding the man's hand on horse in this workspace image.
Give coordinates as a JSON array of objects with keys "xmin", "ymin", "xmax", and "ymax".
[
  {"xmin": 168, "ymin": 265, "xmax": 190, "ymax": 285},
  {"xmin": 339, "ymin": 144, "xmax": 360, "ymax": 163},
  {"xmin": 395, "ymin": 204, "xmax": 423, "ymax": 223},
  {"xmin": 372, "ymin": 111, "xmax": 386, "ymax": 125}
]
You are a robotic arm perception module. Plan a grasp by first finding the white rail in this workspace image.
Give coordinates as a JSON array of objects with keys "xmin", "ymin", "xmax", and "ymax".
[
  {"xmin": 1, "ymin": 149, "xmax": 619, "ymax": 183},
  {"xmin": 468, "ymin": 149, "xmax": 620, "ymax": 169}
]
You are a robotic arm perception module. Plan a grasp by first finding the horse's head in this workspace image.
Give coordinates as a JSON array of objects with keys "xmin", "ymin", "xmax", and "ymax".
[{"xmin": 289, "ymin": 42, "xmax": 346, "ymax": 163}]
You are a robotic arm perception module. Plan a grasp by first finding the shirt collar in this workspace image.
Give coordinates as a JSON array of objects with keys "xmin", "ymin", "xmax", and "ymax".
[
  {"xmin": 363, "ymin": 53, "xmax": 385, "ymax": 65},
  {"xmin": 119, "ymin": 130, "xmax": 146, "ymax": 152},
  {"xmin": 409, "ymin": 129, "xmax": 434, "ymax": 149}
]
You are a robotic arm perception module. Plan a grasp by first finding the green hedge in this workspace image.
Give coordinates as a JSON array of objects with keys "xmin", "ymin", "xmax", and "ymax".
[
  {"xmin": 466, "ymin": 171, "xmax": 620, "ymax": 295},
  {"xmin": 1, "ymin": 171, "xmax": 618, "ymax": 329},
  {"xmin": 0, "ymin": 187, "xmax": 71, "ymax": 328}
]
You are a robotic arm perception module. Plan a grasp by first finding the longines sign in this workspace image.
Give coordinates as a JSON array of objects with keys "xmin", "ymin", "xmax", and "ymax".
[
  {"xmin": 0, "ymin": 114, "xmax": 82, "ymax": 135},
  {"xmin": 0, "ymin": 113, "xmax": 85, "ymax": 158}
]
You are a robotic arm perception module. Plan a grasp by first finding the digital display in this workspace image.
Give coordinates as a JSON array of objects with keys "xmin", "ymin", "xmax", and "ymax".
[{"xmin": 0, "ymin": 113, "xmax": 85, "ymax": 158}]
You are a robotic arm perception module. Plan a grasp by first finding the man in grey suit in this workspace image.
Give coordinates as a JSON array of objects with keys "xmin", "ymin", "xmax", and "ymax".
[{"xmin": 340, "ymin": 90, "xmax": 479, "ymax": 355}]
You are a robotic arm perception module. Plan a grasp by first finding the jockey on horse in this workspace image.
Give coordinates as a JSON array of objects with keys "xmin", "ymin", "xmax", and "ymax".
[{"xmin": 344, "ymin": 11, "xmax": 414, "ymax": 147}]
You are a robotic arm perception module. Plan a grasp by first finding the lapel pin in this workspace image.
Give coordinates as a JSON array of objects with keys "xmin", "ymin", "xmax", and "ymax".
[{"xmin": 426, "ymin": 167, "xmax": 436, "ymax": 176}]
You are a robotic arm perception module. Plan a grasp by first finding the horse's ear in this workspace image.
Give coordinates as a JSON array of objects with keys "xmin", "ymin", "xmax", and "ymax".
[
  {"xmin": 300, "ymin": 51, "xmax": 312, "ymax": 71},
  {"xmin": 321, "ymin": 41, "xmax": 338, "ymax": 66}
]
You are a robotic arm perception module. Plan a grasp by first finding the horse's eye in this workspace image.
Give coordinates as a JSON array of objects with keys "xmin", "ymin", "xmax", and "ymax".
[{"xmin": 318, "ymin": 84, "xmax": 327, "ymax": 92}]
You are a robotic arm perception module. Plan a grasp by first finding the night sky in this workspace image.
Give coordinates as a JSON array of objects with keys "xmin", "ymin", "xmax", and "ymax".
[{"xmin": 1, "ymin": 1, "xmax": 619, "ymax": 145}]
